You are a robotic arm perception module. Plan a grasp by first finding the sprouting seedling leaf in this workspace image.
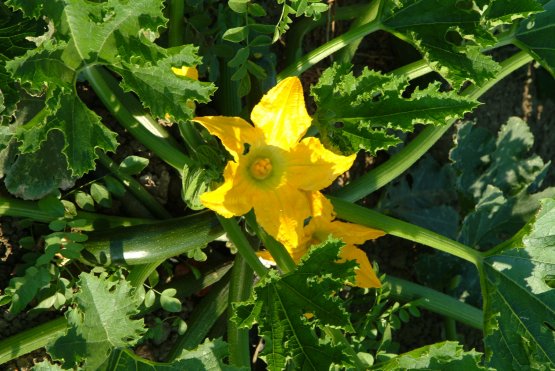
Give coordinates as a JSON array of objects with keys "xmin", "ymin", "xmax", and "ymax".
[
  {"xmin": 47, "ymin": 272, "xmax": 145, "ymax": 370},
  {"xmin": 233, "ymin": 239, "xmax": 356, "ymax": 370},
  {"xmin": 482, "ymin": 198, "xmax": 555, "ymax": 369},
  {"xmin": 311, "ymin": 63, "xmax": 478, "ymax": 155}
]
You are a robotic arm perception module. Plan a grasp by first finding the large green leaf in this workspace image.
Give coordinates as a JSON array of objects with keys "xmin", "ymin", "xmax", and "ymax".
[
  {"xmin": 371, "ymin": 341, "xmax": 487, "ymax": 370},
  {"xmin": 482, "ymin": 198, "xmax": 555, "ymax": 369},
  {"xmin": 100, "ymin": 339, "xmax": 246, "ymax": 370},
  {"xmin": 450, "ymin": 118, "xmax": 548, "ymax": 202},
  {"xmin": 515, "ymin": 0, "xmax": 555, "ymax": 77},
  {"xmin": 234, "ymin": 240, "xmax": 355, "ymax": 370},
  {"xmin": 311, "ymin": 63, "xmax": 478, "ymax": 155},
  {"xmin": 47, "ymin": 272, "xmax": 145, "ymax": 370},
  {"xmin": 0, "ymin": 2, "xmax": 45, "ymax": 119},
  {"xmin": 380, "ymin": 0, "xmax": 499, "ymax": 87},
  {"xmin": 14, "ymin": 91, "xmax": 117, "ymax": 176}
]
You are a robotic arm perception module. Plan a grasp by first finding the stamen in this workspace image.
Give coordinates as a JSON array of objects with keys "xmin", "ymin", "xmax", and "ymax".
[{"xmin": 250, "ymin": 157, "xmax": 273, "ymax": 180}]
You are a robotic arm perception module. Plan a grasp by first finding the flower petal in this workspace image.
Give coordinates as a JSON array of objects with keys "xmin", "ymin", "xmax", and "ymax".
[
  {"xmin": 326, "ymin": 220, "xmax": 385, "ymax": 246},
  {"xmin": 251, "ymin": 77, "xmax": 312, "ymax": 149},
  {"xmin": 172, "ymin": 66, "xmax": 199, "ymax": 80},
  {"xmin": 193, "ymin": 116, "xmax": 263, "ymax": 159},
  {"xmin": 286, "ymin": 137, "xmax": 356, "ymax": 191},
  {"xmin": 200, "ymin": 161, "xmax": 255, "ymax": 217},
  {"xmin": 307, "ymin": 191, "xmax": 335, "ymax": 220},
  {"xmin": 339, "ymin": 245, "xmax": 381, "ymax": 288},
  {"xmin": 252, "ymin": 185, "xmax": 311, "ymax": 251}
]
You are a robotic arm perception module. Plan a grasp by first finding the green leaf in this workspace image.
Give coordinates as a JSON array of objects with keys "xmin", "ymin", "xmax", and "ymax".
[
  {"xmin": 222, "ymin": 26, "xmax": 248, "ymax": 43},
  {"xmin": 100, "ymin": 338, "xmax": 246, "ymax": 370},
  {"xmin": 372, "ymin": 341, "xmax": 487, "ymax": 370},
  {"xmin": 182, "ymin": 158, "xmax": 217, "ymax": 210},
  {"xmin": 47, "ymin": 272, "xmax": 145, "ymax": 370},
  {"xmin": 160, "ymin": 288, "xmax": 182, "ymax": 312},
  {"xmin": 114, "ymin": 41, "xmax": 216, "ymax": 124},
  {"xmin": 13, "ymin": 90, "xmax": 118, "ymax": 177},
  {"xmin": 380, "ymin": 0, "xmax": 501, "ymax": 87},
  {"xmin": 482, "ymin": 198, "xmax": 555, "ymax": 369},
  {"xmin": 2, "ymin": 131, "xmax": 76, "ymax": 200},
  {"xmin": 484, "ymin": 0, "xmax": 543, "ymax": 23},
  {"xmin": 2, "ymin": 265, "xmax": 52, "ymax": 316},
  {"xmin": 90, "ymin": 182, "xmax": 112, "ymax": 208},
  {"xmin": 229, "ymin": 0, "xmax": 249, "ymax": 13},
  {"xmin": 31, "ymin": 360, "xmax": 65, "ymax": 371},
  {"xmin": 515, "ymin": 0, "xmax": 555, "ymax": 78},
  {"xmin": 379, "ymin": 156, "xmax": 459, "ymax": 238},
  {"xmin": 450, "ymin": 118, "xmax": 548, "ymax": 202},
  {"xmin": 0, "ymin": 2, "xmax": 45, "ymax": 118},
  {"xmin": 312, "ymin": 63, "xmax": 478, "ymax": 155},
  {"xmin": 119, "ymin": 155, "xmax": 149, "ymax": 175},
  {"xmin": 75, "ymin": 191, "xmax": 95, "ymax": 211},
  {"xmin": 234, "ymin": 239, "xmax": 355, "ymax": 370}
]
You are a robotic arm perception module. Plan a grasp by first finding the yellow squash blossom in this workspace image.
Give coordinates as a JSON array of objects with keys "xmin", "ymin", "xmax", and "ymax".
[
  {"xmin": 171, "ymin": 66, "xmax": 199, "ymax": 80},
  {"xmin": 193, "ymin": 77, "xmax": 356, "ymax": 250},
  {"xmin": 262, "ymin": 192, "xmax": 385, "ymax": 288}
]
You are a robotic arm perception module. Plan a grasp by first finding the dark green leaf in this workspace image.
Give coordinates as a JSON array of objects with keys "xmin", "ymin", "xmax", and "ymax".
[
  {"xmin": 379, "ymin": 156, "xmax": 459, "ymax": 238},
  {"xmin": 380, "ymin": 0, "xmax": 501, "ymax": 87},
  {"xmin": 248, "ymin": 3, "xmax": 267, "ymax": 17},
  {"xmin": 228, "ymin": 47, "xmax": 250, "ymax": 68},
  {"xmin": 515, "ymin": 0, "xmax": 555, "ymax": 78},
  {"xmin": 482, "ymin": 198, "xmax": 555, "ymax": 369},
  {"xmin": 2, "ymin": 266, "xmax": 52, "ymax": 315},
  {"xmin": 2, "ymin": 131, "xmax": 76, "ymax": 200}
]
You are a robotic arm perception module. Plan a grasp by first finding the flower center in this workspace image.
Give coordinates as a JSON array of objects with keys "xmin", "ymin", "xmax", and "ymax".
[{"xmin": 249, "ymin": 157, "xmax": 273, "ymax": 180}]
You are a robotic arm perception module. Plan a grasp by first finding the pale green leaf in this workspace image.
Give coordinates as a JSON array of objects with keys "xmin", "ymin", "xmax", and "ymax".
[
  {"xmin": 372, "ymin": 341, "xmax": 487, "ymax": 370},
  {"xmin": 90, "ymin": 182, "xmax": 112, "ymax": 208},
  {"xmin": 31, "ymin": 360, "xmax": 65, "ymax": 371},
  {"xmin": 482, "ymin": 198, "xmax": 555, "ymax": 369},
  {"xmin": 234, "ymin": 239, "xmax": 355, "ymax": 370},
  {"xmin": 119, "ymin": 155, "xmax": 149, "ymax": 175},
  {"xmin": 47, "ymin": 272, "xmax": 145, "ymax": 370}
]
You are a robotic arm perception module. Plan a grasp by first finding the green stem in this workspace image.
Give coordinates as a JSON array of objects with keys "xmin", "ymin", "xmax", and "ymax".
[
  {"xmin": 96, "ymin": 152, "xmax": 172, "ymax": 219},
  {"xmin": 227, "ymin": 254, "xmax": 254, "ymax": 368},
  {"xmin": 285, "ymin": 4, "xmax": 370, "ymax": 65},
  {"xmin": 277, "ymin": 18, "xmax": 382, "ymax": 81},
  {"xmin": 217, "ymin": 216, "xmax": 267, "ymax": 278},
  {"xmin": 0, "ymin": 194, "xmax": 153, "ymax": 228},
  {"xmin": 336, "ymin": 0, "xmax": 381, "ymax": 63},
  {"xmin": 168, "ymin": 0, "xmax": 185, "ymax": 47},
  {"xmin": 166, "ymin": 272, "xmax": 231, "ymax": 360},
  {"xmin": 386, "ymin": 276, "xmax": 483, "ymax": 330},
  {"xmin": 0, "ymin": 317, "xmax": 67, "ymax": 365},
  {"xmin": 83, "ymin": 66, "xmax": 189, "ymax": 171},
  {"xmin": 334, "ymin": 51, "xmax": 533, "ymax": 202},
  {"xmin": 331, "ymin": 197, "xmax": 483, "ymax": 267}
]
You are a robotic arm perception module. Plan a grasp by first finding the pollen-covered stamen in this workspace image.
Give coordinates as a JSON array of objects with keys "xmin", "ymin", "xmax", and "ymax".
[{"xmin": 250, "ymin": 157, "xmax": 273, "ymax": 180}]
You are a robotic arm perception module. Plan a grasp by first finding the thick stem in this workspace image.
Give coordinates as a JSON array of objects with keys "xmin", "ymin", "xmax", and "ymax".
[
  {"xmin": 277, "ymin": 18, "xmax": 382, "ymax": 81},
  {"xmin": 227, "ymin": 254, "xmax": 254, "ymax": 368},
  {"xmin": 83, "ymin": 66, "xmax": 189, "ymax": 171},
  {"xmin": 336, "ymin": 0, "xmax": 381, "ymax": 63},
  {"xmin": 168, "ymin": 0, "xmax": 185, "ymax": 47},
  {"xmin": 217, "ymin": 216, "xmax": 268, "ymax": 278},
  {"xmin": 96, "ymin": 152, "xmax": 172, "ymax": 219},
  {"xmin": 331, "ymin": 197, "xmax": 483, "ymax": 267}
]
